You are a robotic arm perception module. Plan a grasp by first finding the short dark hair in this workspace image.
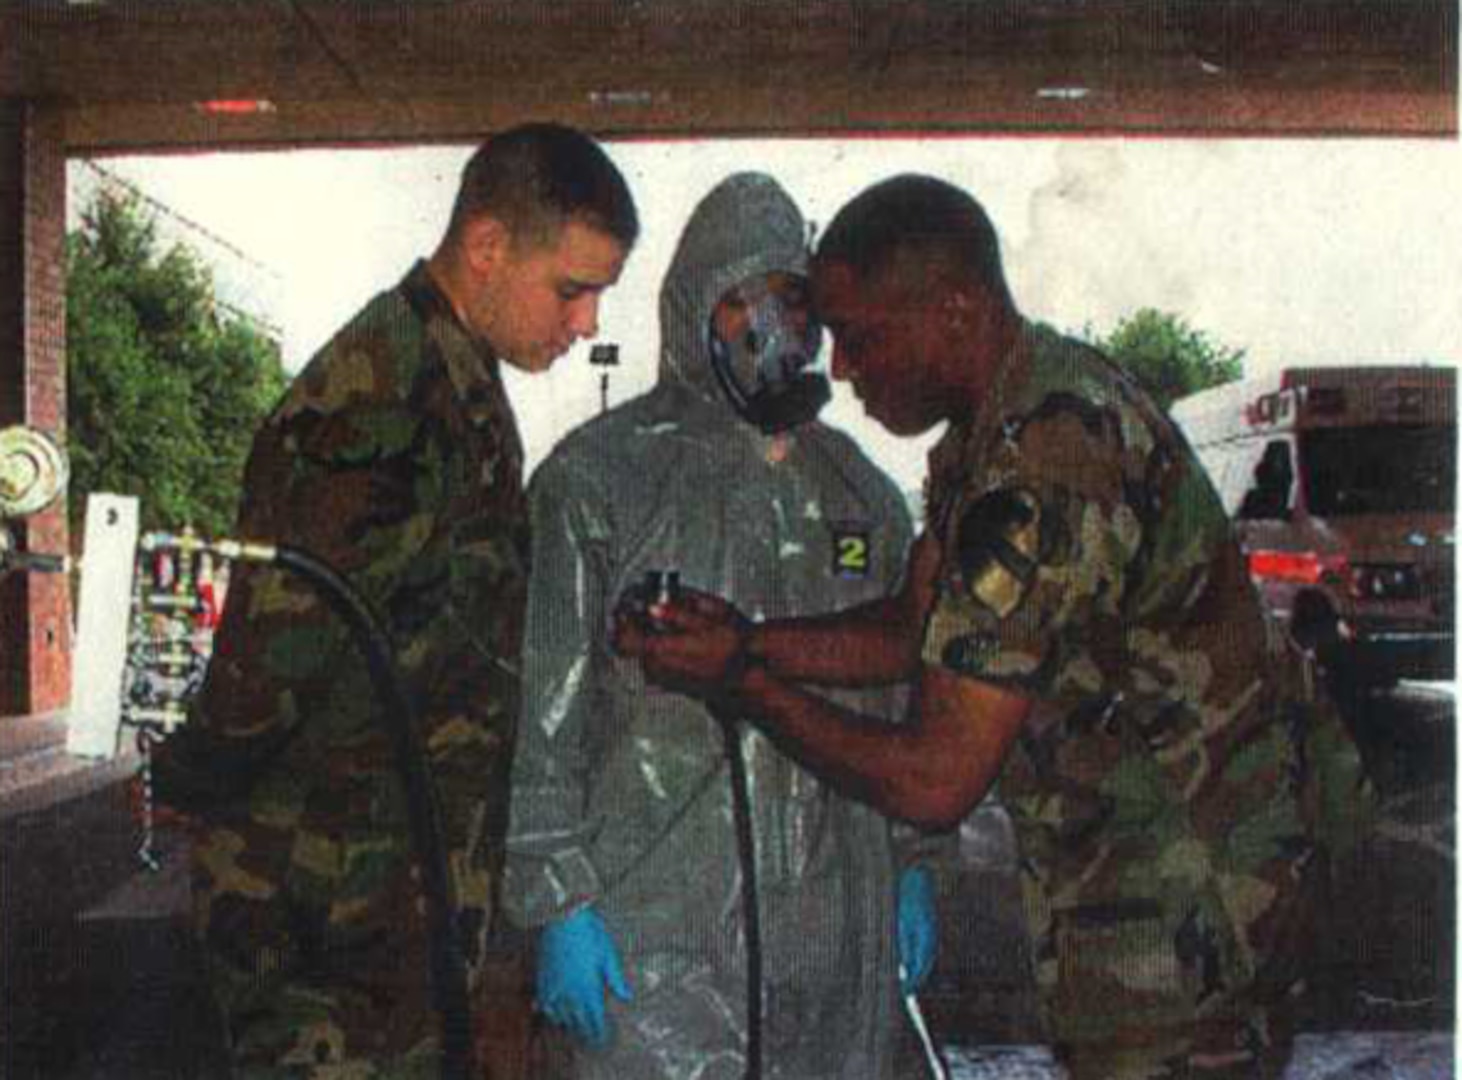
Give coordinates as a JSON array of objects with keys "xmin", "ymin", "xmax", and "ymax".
[
  {"xmin": 814, "ymin": 174, "xmax": 1010, "ymax": 303},
  {"xmin": 448, "ymin": 122, "xmax": 639, "ymax": 250}
]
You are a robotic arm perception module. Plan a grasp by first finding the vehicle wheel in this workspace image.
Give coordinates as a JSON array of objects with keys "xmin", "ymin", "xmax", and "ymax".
[
  {"xmin": 1289, "ymin": 598, "xmax": 1365, "ymax": 718},
  {"xmin": 1289, "ymin": 594, "xmax": 1340, "ymax": 657}
]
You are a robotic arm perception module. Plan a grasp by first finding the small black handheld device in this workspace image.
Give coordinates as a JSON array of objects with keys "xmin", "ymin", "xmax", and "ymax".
[{"xmin": 618, "ymin": 569, "xmax": 681, "ymax": 633}]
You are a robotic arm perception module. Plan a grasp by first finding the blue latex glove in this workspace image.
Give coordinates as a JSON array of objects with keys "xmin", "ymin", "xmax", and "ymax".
[
  {"xmin": 897, "ymin": 866, "xmax": 938, "ymax": 993},
  {"xmin": 537, "ymin": 906, "xmax": 633, "ymax": 1048}
]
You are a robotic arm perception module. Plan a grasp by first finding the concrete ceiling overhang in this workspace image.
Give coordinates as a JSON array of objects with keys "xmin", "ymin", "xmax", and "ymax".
[{"xmin": 1, "ymin": 0, "xmax": 1456, "ymax": 154}]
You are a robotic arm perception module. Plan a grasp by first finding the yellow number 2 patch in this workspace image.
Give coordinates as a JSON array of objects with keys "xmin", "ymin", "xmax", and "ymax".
[{"xmin": 832, "ymin": 527, "xmax": 871, "ymax": 579}]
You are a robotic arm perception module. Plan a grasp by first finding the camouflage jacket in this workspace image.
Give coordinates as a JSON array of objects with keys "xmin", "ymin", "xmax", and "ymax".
[
  {"xmin": 155, "ymin": 261, "xmax": 530, "ymax": 978},
  {"xmin": 922, "ymin": 322, "xmax": 1361, "ymax": 1059}
]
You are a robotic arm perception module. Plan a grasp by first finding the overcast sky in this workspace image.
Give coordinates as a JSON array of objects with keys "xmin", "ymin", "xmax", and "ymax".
[{"xmin": 89, "ymin": 137, "xmax": 1462, "ymax": 493}]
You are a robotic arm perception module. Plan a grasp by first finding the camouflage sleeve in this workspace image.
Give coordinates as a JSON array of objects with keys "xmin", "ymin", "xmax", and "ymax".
[
  {"xmin": 502, "ymin": 455, "xmax": 613, "ymax": 928},
  {"xmin": 156, "ymin": 369, "xmax": 441, "ymax": 809},
  {"xmin": 921, "ymin": 401, "xmax": 1144, "ymax": 699}
]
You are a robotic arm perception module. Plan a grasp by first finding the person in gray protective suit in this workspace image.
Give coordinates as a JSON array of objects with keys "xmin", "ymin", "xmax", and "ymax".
[{"xmin": 503, "ymin": 172, "xmax": 946, "ymax": 1079}]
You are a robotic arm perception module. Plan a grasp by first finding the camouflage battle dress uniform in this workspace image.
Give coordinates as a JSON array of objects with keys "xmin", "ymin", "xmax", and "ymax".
[
  {"xmin": 921, "ymin": 323, "xmax": 1367, "ymax": 1079},
  {"xmin": 155, "ymin": 262, "xmax": 530, "ymax": 1077}
]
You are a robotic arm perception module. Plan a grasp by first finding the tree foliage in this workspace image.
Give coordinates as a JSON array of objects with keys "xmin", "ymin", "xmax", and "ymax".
[
  {"xmin": 1088, "ymin": 308, "xmax": 1245, "ymax": 411},
  {"xmin": 66, "ymin": 189, "xmax": 288, "ymax": 536}
]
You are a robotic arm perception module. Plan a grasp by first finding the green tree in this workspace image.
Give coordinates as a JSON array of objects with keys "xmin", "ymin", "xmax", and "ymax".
[
  {"xmin": 66, "ymin": 188, "xmax": 288, "ymax": 536},
  {"xmin": 1088, "ymin": 308, "xmax": 1245, "ymax": 410}
]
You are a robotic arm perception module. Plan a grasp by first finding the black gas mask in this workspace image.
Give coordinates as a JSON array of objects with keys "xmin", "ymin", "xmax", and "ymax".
[{"xmin": 707, "ymin": 275, "xmax": 830, "ymax": 435}]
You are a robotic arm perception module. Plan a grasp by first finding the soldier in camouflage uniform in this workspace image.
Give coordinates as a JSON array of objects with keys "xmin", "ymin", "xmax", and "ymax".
[
  {"xmin": 616, "ymin": 175, "xmax": 1370, "ymax": 1079},
  {"xmin": 154, "ymin": 124, "xmax": 637, "ymax": 1078}
]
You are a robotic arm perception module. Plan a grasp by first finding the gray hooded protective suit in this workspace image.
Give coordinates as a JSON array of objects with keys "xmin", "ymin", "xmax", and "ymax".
[{"xmin": 503, "ymin": 173, "xmax": 921, "ymax": 1079}]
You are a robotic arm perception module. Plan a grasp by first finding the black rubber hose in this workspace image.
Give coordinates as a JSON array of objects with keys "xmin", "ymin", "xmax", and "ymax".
[
  {"xmin": 719, "ymin": 717, "xmax": 763, "ymax": 1080},
  {"xmin": 273, "ymin": 545, "xmax": 473, "ymax": 1080}
]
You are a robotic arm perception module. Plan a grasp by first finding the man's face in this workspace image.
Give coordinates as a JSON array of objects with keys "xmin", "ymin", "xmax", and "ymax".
[
  {"xmin": 811, "ymin": 261, "xmax": 956, "ymax": 437},
  {"xmin": 710, "ymin": 271, "xmax": 813, "ymax": 348},
  {"xmin": 470, "ymin": 218, "xmax": 628, "ymax": 373}
]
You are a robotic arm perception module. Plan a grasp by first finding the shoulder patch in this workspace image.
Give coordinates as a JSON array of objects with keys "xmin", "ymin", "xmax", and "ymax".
[
  {"xmin": 1008, "ymin": 391, "xmax": 1123, "ymax": 447},
  {"xmin": 955, "ymin": 488, "xmax": 1043, "ymax": 617}
]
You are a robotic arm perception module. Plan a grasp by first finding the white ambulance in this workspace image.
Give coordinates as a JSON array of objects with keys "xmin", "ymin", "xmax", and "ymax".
[{"xmin": 1171, "ymin": 365, "xmax": 1455, "ymax": 691}]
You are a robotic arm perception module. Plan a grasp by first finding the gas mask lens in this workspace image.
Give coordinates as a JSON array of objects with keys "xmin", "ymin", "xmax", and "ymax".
[{"xmin": 708, "ymin": 274, "xmax": 831, "ymax": 434}]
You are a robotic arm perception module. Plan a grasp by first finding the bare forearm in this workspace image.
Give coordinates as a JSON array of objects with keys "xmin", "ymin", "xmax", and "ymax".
[
  {"xmin": 723, "ymin": 664, "xmax": 1019, "ymax": 830},
  {"xmin": 747, "ymin": 594, "xmax": 921, "ymax": 687},
  {"xmin": 747, "ymin": 530, "xmax": 940, "ymax": 687}
]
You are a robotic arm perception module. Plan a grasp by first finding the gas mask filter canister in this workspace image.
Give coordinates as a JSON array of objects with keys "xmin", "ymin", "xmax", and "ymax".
[{"xmin": 707, "ymin": 277, "xmax": 831, "ymax": 435}]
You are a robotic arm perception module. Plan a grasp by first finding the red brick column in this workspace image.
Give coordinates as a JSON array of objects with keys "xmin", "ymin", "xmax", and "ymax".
[{"xmin": 0, "ymin": 100, "xmax": 72, "ymax": 715}]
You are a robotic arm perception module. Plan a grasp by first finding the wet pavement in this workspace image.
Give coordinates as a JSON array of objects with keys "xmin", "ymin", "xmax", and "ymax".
[{"xmin": 945, "ymin": 1032, "xmax": 1456, "ymax": 1079}]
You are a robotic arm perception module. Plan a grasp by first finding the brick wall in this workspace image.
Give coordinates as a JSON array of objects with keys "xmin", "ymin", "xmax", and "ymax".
[{"xmin": 0, "ymin": 100, "xmax": 72, "ymax": 715}]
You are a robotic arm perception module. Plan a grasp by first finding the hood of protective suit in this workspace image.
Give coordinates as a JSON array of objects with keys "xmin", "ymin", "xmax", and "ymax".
[{"xmin": 657, "ymin": 172, "xmax": 812, "ymax": 412}]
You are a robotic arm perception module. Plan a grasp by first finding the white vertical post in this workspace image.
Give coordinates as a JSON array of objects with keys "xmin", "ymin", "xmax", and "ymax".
[{"xmin": 66, "ymin": 493, "xmax": 140, "ymax": 758}]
